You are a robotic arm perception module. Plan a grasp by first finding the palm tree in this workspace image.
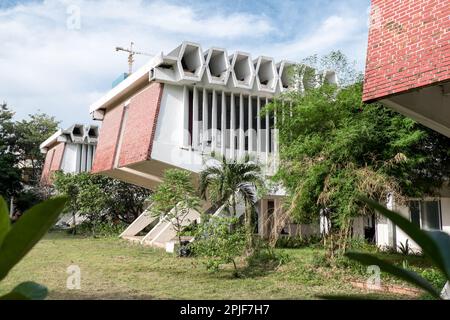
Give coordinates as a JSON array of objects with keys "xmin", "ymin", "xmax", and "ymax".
[{"xmin": 199, "ymin": 154, "xmax": 264, "ymax": 246}]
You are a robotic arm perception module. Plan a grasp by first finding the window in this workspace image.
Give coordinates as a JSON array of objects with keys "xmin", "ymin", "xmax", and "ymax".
[{"xmin": 409, "ymin": 200, "xmax": 442, "ymax": 230}]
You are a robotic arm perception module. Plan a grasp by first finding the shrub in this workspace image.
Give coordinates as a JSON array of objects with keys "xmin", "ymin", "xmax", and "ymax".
[
  {"xmin": 275, "ymin": 235, "xmax": 322, "ymax": 248},
  {"xmin": 71, "ymin": 220, "xmax": 127, "ymax": 237},
  {"xmin": 248, "ymin": 238, "xmax": 290, "ymax": 269},
  {"xmin": 420, "ymin": 269, "xmax": 447, "ymax": 289},
  {"xmin": 192, "ymin": 216, "xmax": 246, "ymax": 277}
]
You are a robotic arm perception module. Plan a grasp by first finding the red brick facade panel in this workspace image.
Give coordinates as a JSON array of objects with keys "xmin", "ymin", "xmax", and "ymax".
[
  {"xmin": 363, "ymin": 0, "xmax": 450, "ymax": 102},
  {"xmin": 118, "ymin": 83, "xmax": 164, "ymax": 168},
  {"xmin": 40, "ymin": 142, "xmax": 65, "ymax": 185},
  {"xmin": 91, "ymin": 103, "xmax": 125, "ymax": 173}
]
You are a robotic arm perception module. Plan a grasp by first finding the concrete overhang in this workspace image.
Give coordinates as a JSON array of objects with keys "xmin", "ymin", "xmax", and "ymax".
[
  {"xmin": 378, "ymin": 81, "xmax": 450, "ymax": 137},
  {"xmin": 39, "ymin": 129, "xmax": 63, "ymax": 153},
  {"xmin": 89, "ymin": 54, "xmax": 164, "ymax": 115}
]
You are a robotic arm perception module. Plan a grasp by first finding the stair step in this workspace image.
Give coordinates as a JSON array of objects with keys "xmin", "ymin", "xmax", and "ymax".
[{"xmin": 122, "ymin": 236, "xmax": 144, "ymax": 243}]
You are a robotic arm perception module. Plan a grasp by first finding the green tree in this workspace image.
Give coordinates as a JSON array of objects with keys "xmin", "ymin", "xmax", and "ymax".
[
  {"xmin": 53, "ymin": 172, "xmax": 86, "ymax": 234},
  {"xmin": 102, "ymin": 178, "xmax": 151, "ymax": 223},
  {"xmin": 150, "ymin": 169, "xmax": 200, "ymax": 250},
  {"xmin": 271, "ymin": 53, "xmax": 450, "ymax": 255},
  {"xmin": 199, "ymin": 155, "xmax": 264, "ymax": 247},
  {"xmin": 0, "ymin": 103, "xmax": 22, "ymax": 200},
  {"xmin": 53, "ymin": 172, "xmax": 151, "ymax": 235},
  {"xmin": 14, "ymin": 113, "xmax": 59, "ymax": 185}
]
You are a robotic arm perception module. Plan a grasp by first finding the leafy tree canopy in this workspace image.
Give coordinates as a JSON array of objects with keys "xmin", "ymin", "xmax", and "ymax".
[
  {"xmin": 53, "ymin": 172, "xmax": 151, "ymax": 226},
  {"xmin": 0, "ymin": 103, "xmax": 21, "ymax": 198},
  {"xmin": 14, "ymin": 113, "xmax": 59, "ymax": 185},
  {"xmin": 271, "ymin": 52, "xmax": 450, "ymax": 231},
  {"xmin": 0, "ymin": 102, "xmax": 59, "ymax": 199}
]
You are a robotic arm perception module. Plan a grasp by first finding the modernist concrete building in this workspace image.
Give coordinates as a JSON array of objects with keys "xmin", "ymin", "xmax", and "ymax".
[
  {"xmin": 89, "ymin": 41, "xmax": 339, "ymax": 247},
  {"xmin": 40, "ymin": 124, "xmax": 99, "ymax": 184},
  {"xmin": 364, "ymin": 0, "xmax": 450, "ymax": 251}
]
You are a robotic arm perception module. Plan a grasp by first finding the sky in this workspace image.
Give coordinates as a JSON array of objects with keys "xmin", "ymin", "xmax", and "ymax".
[{"xmin": 0, "ymin": 0, "xmax": 371, "ymax": 128}]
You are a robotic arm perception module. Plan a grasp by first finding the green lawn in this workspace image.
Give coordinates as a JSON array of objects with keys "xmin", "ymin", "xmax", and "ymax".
[{"xmin": 0, "ymin": 232, "xmax": 425, "ymax": 299}]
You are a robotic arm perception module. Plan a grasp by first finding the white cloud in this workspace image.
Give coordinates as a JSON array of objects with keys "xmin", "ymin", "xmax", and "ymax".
[
  {"xmin": 261, "ymin": 15, "xmax": 367, "ymax": 65},
  {"xmin": 0, "ymin": 0, "xmax": 273, "ymax": 126},
  {"xmin": 0, "ymin": 0, "xmax": 368, "ymax": 128}
]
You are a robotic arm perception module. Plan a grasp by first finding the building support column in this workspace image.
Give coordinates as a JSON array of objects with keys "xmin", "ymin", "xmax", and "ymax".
[
  {"xmin": 239, "ymin": 93, "xmax": 245, "ymax": 159},
  {"xmin": 211, "ymin": 89, "xmax": 217, "ymax": 153},
  {"xmin": 260, "ymin": 199, "xmax": 268, "ymax": 237},
  {"xmin": 221, "ymin": 91, "xmax": 226, "ymax": 157},
  {"xmin": 230, "ymin": 93, "xmax": 236, "ymax": 160},
  {"xmin": 256, "ymin": 97, "xmax": 261, "ymax": 158},
  {"xmin": 87, "ymin": 144, "xmax": 93, "ymax": 171},
  {"xmin": 182, "ymin": 86, "xmax": 190, "ymax": 148},
  {"xmin": 202, "ymin": 88, "xmax": 208, "ymax": 153},
  {"xmin": 192, "ymin": 87, "xmax": 199, "ymax": 150},
  {"xmin": 248, "ymin": 96, "xmax": 254, "ymax": 153}
]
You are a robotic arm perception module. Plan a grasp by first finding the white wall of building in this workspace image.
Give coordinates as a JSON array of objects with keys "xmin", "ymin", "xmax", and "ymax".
[
  {"xmin": 60, "ymin": 144, "xmax": 79, "ymax": 173},
  {"xmin": 376, "ymin": 197, "xmax": 450, "ymax": 252}
]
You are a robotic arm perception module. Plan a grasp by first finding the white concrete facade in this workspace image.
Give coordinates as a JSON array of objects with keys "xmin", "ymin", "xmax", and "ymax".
[
  {"xmin": 376, "ymin": 195, "xmax": 450, "ymax": 252},
  {"xmin": 40, "ymin": 124, "xmax": 99, "ymax": 174}
]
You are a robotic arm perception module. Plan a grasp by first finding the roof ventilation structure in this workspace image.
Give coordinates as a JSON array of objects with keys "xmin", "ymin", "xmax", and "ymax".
[
  {"xmin": 254, "ymin": 56, "xmax": 277, "ymax": 93},
  {"xmin": 66, "ymin": 124, "xmax": 85, "ymax": 143},
  {"xmin": 229, "ymin": 52, "xmax": 255, "ymax": 90},
  {"xmin": 150, "ymin": 41, "xmax": 205, "ymax": 84},
  {"xmin": 203, "ymin": 48, "xmax": 230, "ymax": 85},
  {"xmin": 276, "ymin": 60, "xmax": 296, "ymax": 93},
  {"xmin": 85, "ymin": 125, "xmax": 99, "ymax": 144}
]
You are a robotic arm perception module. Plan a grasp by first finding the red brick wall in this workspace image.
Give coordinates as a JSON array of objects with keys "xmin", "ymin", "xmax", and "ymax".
[
  {"xmin": 118, "ymin": 83, "xmax": 164, "ymax": 167},
  {"xmin": 91, "ymin": 103, "xmax": 125, "ymax": 173},
  {"xmin": 363, "ymin": 0, "xmax": 450, "ymax": 102},
  {"xmin": 91, "ymin": 82, "xmax": 164, "ymax": 174},
  {"xmin": 40, "ymin": 142, "xmax": 65, "ymax": 185}
]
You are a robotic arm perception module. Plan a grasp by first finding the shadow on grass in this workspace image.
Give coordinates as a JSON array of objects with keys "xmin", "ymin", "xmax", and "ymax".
[
  {"xmin": 49, "ymin": 290, "xmax": 156, "ymax": 300},
  {"xmin": 240, "ymin": 255, "xmax": 282, "ymax": 278}
]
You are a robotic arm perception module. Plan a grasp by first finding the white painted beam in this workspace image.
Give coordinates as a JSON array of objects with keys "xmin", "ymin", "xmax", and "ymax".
[
  {"xmin": 211, "ymin": 89, "xmax": 217, "ymax": 153},
  {"xmin": 192, "ymin": 87, "xmax": 199, "ymax": 150},
  {"xmin": 182, "ymin": 86, "xmax": 190, "ymax": 148},
  {"xmin": 202, "ymin": 88, "xmax": 208, "ymax": 152},
  {"xmin": 257, "ymin": 97, "xmax": 261, "ymax": 157},
  {"xmin": 230, "ymin": 93, "xmax": 236, "ymax": 160},
  {"xmin": 239, "ymin": 93, "xmax": 245, "ymax": 158},
  {"xmin": 221, "ymin": 91, "xmax": 226, "ymax": 157},
  {"xmin": 248, "ymin": 96, "xmax": 254, "ymax": 153}
]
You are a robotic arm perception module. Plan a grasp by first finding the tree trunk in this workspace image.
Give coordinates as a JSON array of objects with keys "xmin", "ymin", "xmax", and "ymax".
[
  {"xmin": 72, "ymin": 212, "xmax": 77, "ymax": 235},
  {"xmin": 245, "ymin": 199, "xmax": 254, "ymax": 249},
  {"xmin": 232, "ymin": 194, "xmax": 237, "ymax": 218}
]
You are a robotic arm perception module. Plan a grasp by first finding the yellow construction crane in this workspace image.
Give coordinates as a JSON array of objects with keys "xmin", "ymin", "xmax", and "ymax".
[{"xmin": 115, "ymin": 42, "xmax": 153, "ymax": 75}]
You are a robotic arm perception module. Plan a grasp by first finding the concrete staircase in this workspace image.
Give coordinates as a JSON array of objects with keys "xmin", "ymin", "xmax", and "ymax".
[
  {"xmin": 141, "ymin": 207, "xmax": 201, "ymax": 248},
  {"xmin": 120, "ymin": 196, "xmax": 247, "ymax": 249},
  {"xmin": 120, "ymin": 203, "xmax": 201, "ymax": 249},
  {"xmin": 120, "ymin": 204, "xmax": 157, "ymax": 239}
]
